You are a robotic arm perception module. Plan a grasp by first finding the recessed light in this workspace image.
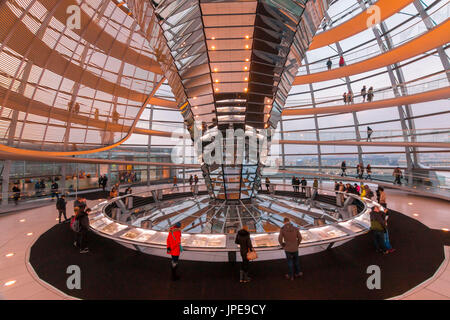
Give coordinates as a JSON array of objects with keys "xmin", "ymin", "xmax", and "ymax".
[
  {"xmin": 211, "ymin": 45, "xmax": 215, "ymax": 50},
  {"xmin": 413, "ymin": 214, "xmax": 419, "ymax": 217},
  {"xmin": 213, "ymin": 68, "xmax": 218, "ymax": 72},
  {"xmin": 26, "ymin": 232, "xmax": 33, "ymax": 236},
  {"xmin": 408, "ymin": 202, "xmax": 413, "ymax": 205},
  {"xmin": 19, "ymin": 219, "xmax": 25, "ymax": 222},
  {"xmin": 215, "ymin": 79, "xmax": 219, "ymax": 83},
  {"xmin": 245, "ymin": 35, "xmax": 249, "ymax": 39},
  {"xmin": 442, "ymin": 228, "xmax": 449, "ymax": 232},
  {"xmin": 244, "ymin": 88, "xmax": 248, "ymax": 92},
  {"xmin": 245, "ymin": 58, "xmax": 249, "ymax": 62},
  {"xmin": 4, "ymin": 280, "xmax": 16, "ymax": 287},
  {"xmin": 244, "ymin": 77, "xmax": 248, "ymax": 81},
  {"xmin": 211, "ymin": 37, "xmax": 215, "ymax": 40},
  {"xmin": 5, "ymin": 253, "xmax": 15, "ymax": 258},
  {"xmin": 244, "ymin": 66, "xmax": 248, "ymax": 70},
  {"xmin": 245, "ymin": 45, "xmax": 249, "ymax": 49},
  {"xmin": 215, "ymin": 88, "xmax": 219, "ymax": 92}
]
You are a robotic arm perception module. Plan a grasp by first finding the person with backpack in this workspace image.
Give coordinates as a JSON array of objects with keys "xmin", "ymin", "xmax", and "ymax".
[
  {"xmin": 370, "ymin": 206, "xmax": 388, "ymax": 254},
  {"xmin": 278, "ymin": 217, "xmax": 303, "ymax": 280},
  {"xmin": 71, "ymin": 207, "xmax": 90, "ymax": 254},
  {"xmin": 235, "ymin": 225, "xmax": 254, "ymax": 283},
  {"xmin": 74, "ymin": 196, "xmax": 87, "ymax": 211},
  {"xmin": 56, "ymin": 195, "xmax": 68, "ymax": 223},
  {"xmin": 166, "ymin": 222, "xmax": 183, "ymax": 281}
]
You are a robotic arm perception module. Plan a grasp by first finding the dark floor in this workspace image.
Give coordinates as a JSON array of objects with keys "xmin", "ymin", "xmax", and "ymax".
[{"xmin": 29, "ymin": 210, "xmax": 447, "ymax": 300}]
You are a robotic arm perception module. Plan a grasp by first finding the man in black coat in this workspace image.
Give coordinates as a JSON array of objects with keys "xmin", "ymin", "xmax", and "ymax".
[
  {"xmin": 56, "ymin": 195, "xmax": 68, "ymax": 223},
  {"xmin": 235, "ymin": 225, "xmax": 254, "ymax": 283}
]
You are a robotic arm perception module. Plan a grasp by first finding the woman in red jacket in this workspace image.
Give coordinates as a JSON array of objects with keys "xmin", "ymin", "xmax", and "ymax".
[{"xmin": 167, "ymin": 222, "xmax": 182, "ymax": 281}]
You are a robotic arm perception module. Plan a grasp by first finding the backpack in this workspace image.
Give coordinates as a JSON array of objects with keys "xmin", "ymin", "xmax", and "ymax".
[{"xmin": 70, "ymin": 216, "xmax": 81, "ymax": 232}]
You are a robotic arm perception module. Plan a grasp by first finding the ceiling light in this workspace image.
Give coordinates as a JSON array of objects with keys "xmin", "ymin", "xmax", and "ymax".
[
  {"xmin": 442, "ymin": 228, "xmax": 449, "ymax": 232},
  {"xmin": 245, "ymin": 45, "xmax": 249, "ymax": 49},
  {"xmin": 211, "ymin": 37, "xmax": 215, "ymax": 40},
  {"xmin": 26, "ymin": 232, "xmax": 33, "ymax": 236},
  {"xmin": 408, "ymin": 202, "xmax": 413, "ymax": 205},
  {"xmin": 5, "ymin": 253, "xmax": 14, "ymax": 257},
  {"xmin": 4, "ymin": 280, "xmax": 16, "ymax": 287},
  {"xmin": 244, "ymin": 88, "xmax": 248, "ymax": 92},
  {"xmin": 245, "ymin": 58, "xmax": 249, "ymax": 62},
  {"xmin": 19, "ymin": 219, "xmax": 25, "ymax": 222},
  {"xmin": 244, "ymin": 66, "xmax": 248, "ymax": 70},
  {"xmin": 413, "ymin": 214, "xmax": 419, "ymax": 217},
  {"xmin": 215, "ymin": 88, "xmax": 219, "ymax": 92},
  {"xmin": 213, "ymin": 68, "xmax": 218, "ymax": 72},
  {"xmin": 245, "ymin": 35, "xmax": 249, "ymax": 39},
  {"xmin": 211, "ymin": 45, "xmax": 215, "ymax": 50},
  {"xmin": 215, "ymin": 79, "xmax": 219, "ymax": 83},
  {"xmin": 244, "ymin": 77, "xmax": 248, "ymax": 81}
]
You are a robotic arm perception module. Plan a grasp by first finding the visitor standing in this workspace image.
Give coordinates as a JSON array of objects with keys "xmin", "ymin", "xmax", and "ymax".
[
  {"xmin": 361, "ymin": 86, "xmax": 367, "ymax": 102},
  {"xmin": 300, "ymin": 177, "xmax": 307, "ymax": 193},
  {"xmin": 393, "ymin": 167, "xmax": 402, "ymax": 185},
  {"xmin": 370, "ymin": 206, "xmax": 388, "ymax": 254},
  {"xmin": 326, "ymin": 58, "xmax": 332, "ymax": 70},
  {"xmin": 382, "ymin": 208, "xmax": 395, "ymax": 253},
  {"xmin": 235, "ymin": 225, "xmax": 254, "ymax": 283},
  {"xmin": 366, "ymin": 164, "xmax": 372, "ymax": 180},
  {"xmin": 367, "ymin": 126, "xmax": 373, "ymax": 142},
  {"xmin": 343, "ymin": 92, "xmax": 348, "ymax": 104},
  {"xmin": 278, "ymin": 217, "xmax": 303, "ymax": 281},
  {"xmin": 12, "ymin": 185, "xmax": 20, "ymax": 205},
  {"xmin": 51, "ymin": 181, "xmax": 59, "ymax": 200},
  {"xmin": 341, "ymin": 161, "xmax": 347, "ymax": 177},
  {"xmin": 367, "ymin": 87, "xmax": 374, "ymax": 102},
  {"xmin": 72, "ymin": 206, "xmax": 90, "ymax": 254},
  {"xmin": 347, "ymin": 90, "xmax": 354, "ymax": 104},
  {"xmin": 101, "ymin": 174, "xmax": 108, "ymax": 191},
  {"xmin": 265, "ymin": 177, "xmax": 271, "ymax": 191},
  {"xmin": 56, "ymin": 195, "xmax": 68, "ymax": 223},
  {"xmin": 378, "ymin": 187, "xmax": 387, "ymax": 208},
  {"xmin": 339, "ymin": 55, "xmax": 345, "ymax": 67},
  {"xmin": 166, "ymin": 222, "xmax": 183, "ymax": 281}
]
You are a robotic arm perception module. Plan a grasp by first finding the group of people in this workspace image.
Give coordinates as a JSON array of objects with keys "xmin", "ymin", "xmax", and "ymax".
[
  {"xmin": 370, "ymin": 205, "xmax": 395, "ymax": 254},
  {"xmin": 118, "ymin": 171, "xmax": 137, "ymax": 184},
  {"xmin": 343, "ymin": 87, "xmax": 374, "ymax": 104},
  {"xmin": 291, "ymin": 176, "xmax": 319, "ymax": 193},
  {"xmin": 326, "ymin": 56, "xmax": 346, "ymax": 70},
  {"xmin": 166, "ymin": 217, "xmax": 304, "ymax": 283},
  {"xmin": 55, "ymin": 194, "xmax": 91, "ymax": 253},
  {"xmin": 340, "ymin": 161, "xmax": 373, "ymax": 180},
  {"xmin": 98, "ymin": 174, "xmax": 108, "ymax": 191}
]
